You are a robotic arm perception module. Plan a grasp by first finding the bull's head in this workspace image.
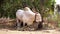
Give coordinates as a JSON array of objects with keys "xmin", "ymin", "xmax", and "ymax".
[
  {"xmin": 34, "ymin": 12, "xmax": 42, "ymax": 23},
  {"xmin": 33, "ymin": 12, "xmax": 43, "ymax": 29}
]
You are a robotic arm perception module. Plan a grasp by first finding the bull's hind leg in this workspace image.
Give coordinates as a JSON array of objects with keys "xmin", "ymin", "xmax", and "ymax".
[{"xmin": 16, "ymin": 19, "xmax": 21, "ymax": 30}]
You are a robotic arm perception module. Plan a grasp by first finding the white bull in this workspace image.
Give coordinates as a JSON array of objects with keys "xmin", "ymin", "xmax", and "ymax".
[{"xmin": 16, "ymin": 7, "xmax": 42, "ymax": 30}]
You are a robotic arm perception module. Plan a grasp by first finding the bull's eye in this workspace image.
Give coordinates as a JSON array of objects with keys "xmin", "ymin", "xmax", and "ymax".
[{"xmin": 33, "ymin": 21, "xmax": 36, "ymax": 23}]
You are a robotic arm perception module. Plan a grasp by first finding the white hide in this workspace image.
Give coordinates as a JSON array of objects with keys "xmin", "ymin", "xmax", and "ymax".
[
  {"xmin": 16, "ymin": 7, "xmax": 35, "ymax": 25},
  {"xmin": 16, "ymin": 7, "xmax": 42, "ymax": 26}
]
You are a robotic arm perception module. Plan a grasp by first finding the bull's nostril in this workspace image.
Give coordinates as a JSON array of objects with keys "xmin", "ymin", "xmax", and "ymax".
[{"xmin": 38, "ymin": 22, "xmax": 43, "ymax": 29}]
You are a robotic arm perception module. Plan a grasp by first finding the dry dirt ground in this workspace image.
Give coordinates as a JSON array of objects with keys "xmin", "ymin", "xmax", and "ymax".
[
  {"xmin": 0, "ymin": 29, "xmax": 60, "ymax": 34},
  {"xmin": 0, "ymin": 18, "xmax": 60, "ymax": 34}
]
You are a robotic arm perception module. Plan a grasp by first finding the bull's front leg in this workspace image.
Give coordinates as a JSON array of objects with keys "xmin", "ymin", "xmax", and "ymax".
[{"xmin": 23, "ymin": 23, "xmax": 25, "ymax": 27}]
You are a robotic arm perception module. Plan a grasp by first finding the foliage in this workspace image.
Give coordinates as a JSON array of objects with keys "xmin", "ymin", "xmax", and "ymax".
[{"xmin": 0, "ymin": 0, "xmax": 55, "ymax": 18}]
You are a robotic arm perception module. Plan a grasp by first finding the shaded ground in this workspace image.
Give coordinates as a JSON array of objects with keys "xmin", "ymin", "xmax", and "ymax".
[
  {"xmin": 0, "ymin": 18, "xmax": 60, "ymax": 34},
  {"xmin": 0, "ymin": 29, "xmax": 60, "ymax": 34},
  {"xmin": 0, "ymin": 25, "xmax": 60, "ymax": 34}
]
